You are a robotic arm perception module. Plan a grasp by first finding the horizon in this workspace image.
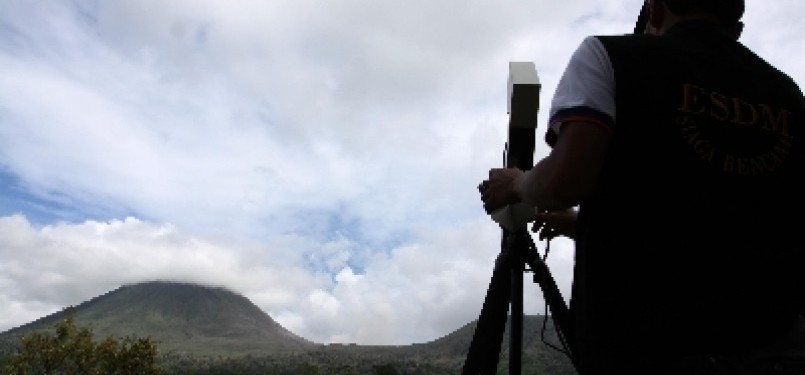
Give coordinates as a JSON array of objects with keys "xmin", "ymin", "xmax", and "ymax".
[{"xmin": 1, "ymin": 279, "xmax": 548, "ymax": 346}]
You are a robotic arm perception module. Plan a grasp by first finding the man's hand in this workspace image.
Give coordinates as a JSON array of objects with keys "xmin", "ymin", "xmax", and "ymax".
[
  {"xmin": 532, "ymin": 208, "xmax": 578, "ymax": 240},
  {"xmin": 478, "ymin": 168, "xmax": 524, "ymax": 214}
]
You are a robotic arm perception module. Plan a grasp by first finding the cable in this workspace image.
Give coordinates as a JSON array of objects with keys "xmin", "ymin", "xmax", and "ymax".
[
  {"xmin": 530, "ymin": 234, "xmax": 574, "ymax": 364},
  {"xmin": 541, "ymin": 300, "xmax": 572, "ymax": 359}
]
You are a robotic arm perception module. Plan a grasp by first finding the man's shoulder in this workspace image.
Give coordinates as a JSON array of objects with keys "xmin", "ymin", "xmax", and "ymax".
[
  {"xmin": 736, "ymin": 43, "xmax": 804, "ymax": 97},
  {"xmin": 591, "ymin": 33, "xmax": 657, "ymax": 50}
]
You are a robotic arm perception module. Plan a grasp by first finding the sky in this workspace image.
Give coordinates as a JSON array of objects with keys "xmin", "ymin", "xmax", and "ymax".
[{"xmin": 0, "ymin": 0, "xmax": 803, "ymax": 346}]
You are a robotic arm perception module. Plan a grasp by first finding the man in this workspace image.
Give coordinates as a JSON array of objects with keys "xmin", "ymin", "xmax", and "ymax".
[{"xmin": 479, "ymin": 0, "xmax": 804, "ymax": 373}]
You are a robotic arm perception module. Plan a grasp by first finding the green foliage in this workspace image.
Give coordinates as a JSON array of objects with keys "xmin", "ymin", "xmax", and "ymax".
[
  {"xmin": 152, "ymin": 315, "xmax": 579, "ymax": 374},
  {"xmin": 4, "ymin": 315, "xmax": 160, "ymax": 375},
  {"xmin": 294, "ymin": 362, "xmax": 319, "ymax": 375},
  {"xmin": 0, "ymin": 280, "xmax": 578, "ymax": 375},
  {"xmin": 372, "ymin": 364, "xmax": 399, "ymax": 375}
]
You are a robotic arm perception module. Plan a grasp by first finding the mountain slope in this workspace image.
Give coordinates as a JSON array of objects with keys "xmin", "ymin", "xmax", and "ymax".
[
  {"xmin": 0, "ymin": 281, "xmax": 578, "ymax": 373},
  {"xmin": 1, "ymin": 281, "xmax": 315, "ymax": 356},
  {"xmin": 414, "ymin": 314, "xmax": 576, "ymax": 373}
]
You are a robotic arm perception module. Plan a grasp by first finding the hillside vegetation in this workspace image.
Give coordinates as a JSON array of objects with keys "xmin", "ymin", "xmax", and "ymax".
[{"xmin": 0, "ymin": 281, "xmax": 577, "ymax": 374}]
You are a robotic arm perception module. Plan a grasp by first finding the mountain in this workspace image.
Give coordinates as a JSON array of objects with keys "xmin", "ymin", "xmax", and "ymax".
[
  {"xmin": 0, "ymin": 281, "xmax": 314, "ymax": 356},
  {"xmin": 0, "ymin": 281, "xmax": 578, "ymax": 374}
]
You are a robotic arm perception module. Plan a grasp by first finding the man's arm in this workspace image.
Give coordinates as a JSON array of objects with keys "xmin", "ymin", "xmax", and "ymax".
[
  {"xmin": 516, "ymin": 120, "xmax": 610, "ymax": 210},
  {"xmin": 481, "ymin": 119, "xmax": 610, "ymax": 213}
]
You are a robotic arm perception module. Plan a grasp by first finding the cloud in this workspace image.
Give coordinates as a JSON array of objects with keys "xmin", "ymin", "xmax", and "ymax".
[{"xmin": 0, "ymin": 214, "xmax": 575, "ymax": 344}]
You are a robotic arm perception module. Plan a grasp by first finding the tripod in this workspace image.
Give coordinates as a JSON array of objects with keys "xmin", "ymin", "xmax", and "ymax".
[
  {"xmin": 462, "ymin": 62, "xmax": 577, "ymax": 375},
  {"xmin": 461, "ymin": 226, "xmax": 577, "ymax": 374}
]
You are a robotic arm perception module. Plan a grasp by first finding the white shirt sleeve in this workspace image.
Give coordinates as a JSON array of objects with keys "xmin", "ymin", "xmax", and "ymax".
[{"xmin": 548, "ymin": 36, "xmax": 616, "ymax": 134}]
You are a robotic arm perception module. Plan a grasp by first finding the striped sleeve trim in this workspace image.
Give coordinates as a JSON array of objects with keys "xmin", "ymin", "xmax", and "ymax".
[{"xmin": 545, "ymin": 106, "xmax": 615, "ymax": 147}]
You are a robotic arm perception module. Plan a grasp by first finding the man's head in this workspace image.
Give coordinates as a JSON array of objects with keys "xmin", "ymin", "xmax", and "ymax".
[
  {"xmin": 661, "ymin": 0, "xmax": 744, "ymax": 26},
  {"xmin": 645, "ymin": 0, "xmax": 745, "ymax": 39}
]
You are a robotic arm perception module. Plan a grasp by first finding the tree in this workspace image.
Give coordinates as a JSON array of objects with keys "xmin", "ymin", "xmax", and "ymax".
[{"xmin": 4, "ymin": 315, "xmax": 160, "ymax": 375}]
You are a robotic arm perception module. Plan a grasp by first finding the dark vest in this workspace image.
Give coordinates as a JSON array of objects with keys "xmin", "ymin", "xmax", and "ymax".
[{"xmin": 570, "ymin": 20, "xmax": 804, "ymax": 372}]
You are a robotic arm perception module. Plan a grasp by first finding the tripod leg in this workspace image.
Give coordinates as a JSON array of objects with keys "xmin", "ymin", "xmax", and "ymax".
[
  {"xmin": 462, "ymin": 245, "xmax": 514, "ymax": 375},
  {"xmin": 511, "ymin": 251, "xmax": 523, "ymax": 375},
  {"xmin": 520, "ymin": 233, "xmax": 579, "ymax": 370}
]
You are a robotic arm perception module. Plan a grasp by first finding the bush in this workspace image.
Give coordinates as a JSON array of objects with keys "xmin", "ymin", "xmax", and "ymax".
[{"xmin": 4, "ymin": 316, "xmax": 160, "ymax": 375}]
